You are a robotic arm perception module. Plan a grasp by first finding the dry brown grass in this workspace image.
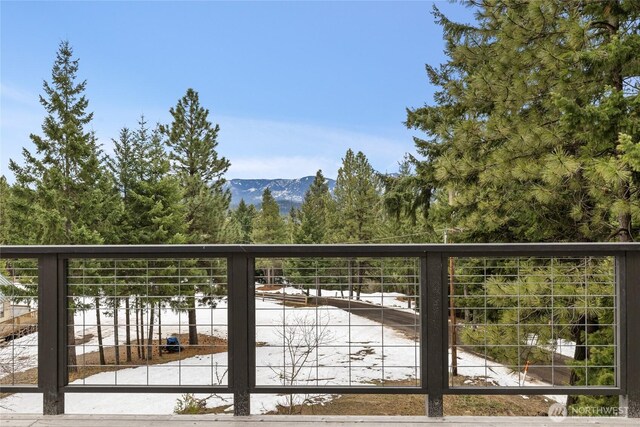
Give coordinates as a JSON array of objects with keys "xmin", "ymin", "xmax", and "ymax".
[{"xmin": 264, "ymin": 378, "xmax": 553, "ymax": 417}]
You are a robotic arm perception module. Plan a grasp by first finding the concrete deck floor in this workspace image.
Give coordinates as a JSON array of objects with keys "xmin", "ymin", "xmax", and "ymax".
[{"xmin": 1, "ymin": 415, "xmax": 639, "ymax": 427}]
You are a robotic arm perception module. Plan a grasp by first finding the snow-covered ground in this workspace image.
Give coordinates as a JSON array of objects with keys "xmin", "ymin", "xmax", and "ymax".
[
  {"xmin": 259, "ymin": 285, "xmax": 578, "ymax": 357},
  {"xmin": 547, "ymin": 339, "xmax": 576, "ymax": 359},
  {"xmin": 1, "ymin": 298, "xmax": 418, "ymax": 414},
  {"xmin": 1, "ymin": 296, "xmax": 566, "ymax": 414},
  {"xmin": 451, "ymin": 348, "xmax": 567, "ymax": 405},
  {"xmin": 0, "ymin": 297, "xmax": 229, "ymax": 381}
]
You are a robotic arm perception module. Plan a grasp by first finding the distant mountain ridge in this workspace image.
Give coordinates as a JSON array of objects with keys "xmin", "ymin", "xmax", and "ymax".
[{"xmin": 225, "ymin": 176, "xmax": 336, "ymax": 212}]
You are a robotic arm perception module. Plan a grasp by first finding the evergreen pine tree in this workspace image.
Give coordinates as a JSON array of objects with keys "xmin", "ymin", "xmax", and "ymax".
[
  {"xmin": 330, "ymin": 150, "xmax": 382, "ymax": 300},
  {"xmin": 288, "ymin": 170, "xmax": 335, "ymax": 295},
  {"xmin": 0, "ymin": 177, "xmax": 11, "ymax": 244},
  {"xmin": 160, "ymin": 88, "xmax": 231, "ymax": 244},
  {"xmin": 252, "ymin": 188, "xmax": 287, "ymax": 286},
  {"xmin": 230, "ymin": 199, "xmax": 257, "ymax": 244},
  {"xmin": 160, "ymin": 89, "xmax": 230, "ymax": 345},
  {"xmin": 252, "ymin": 188, "xmax": 287, "ymax": 243},
  {"xmin": 407, "ymin": 1, "xmax": 639, "ymax": 243},
  {"xmin": 295, "ymin": 170, "xmax": 334, "ymax": 244},
  {"xmin": 8, "ymin": 40, "xmax": 120, "ymax": 370},
  {"xmin": 408, "ymin": 2, "xmax": 640, "ymax": 410},
  {"xmin": 286, "ymin": 206, "xmax": 299, "ymax": 244},
  {"xmin": 9, "ymin": 41, "xmax": 119, "ymax": 245},
  {"xmin": 107, "ymin": 126, "xmax": 135, "ymax": 244},
  {"xmin": 331, "ymin": 149, "xmax": 381, "ymax": 243}
]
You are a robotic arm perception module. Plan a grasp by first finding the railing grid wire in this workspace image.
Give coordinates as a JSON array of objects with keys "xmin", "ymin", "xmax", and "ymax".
[
  {"xmin": 65, "ymin": 258, "xmax": 228, "ymax": 387},
  {"xmin": 448, "ymin": 256, "xmax": 617, "ymax": 389},
  {"xmin": 0, "ymin": 258, "xmax": 39, "ymax": 387},
  {"xmin": 253, "ymin": 257, "xmax": 421, "ymax": 389},
  {"xmin": 0, "ymin": 244, "xmax": 637, "ymax": 417}
]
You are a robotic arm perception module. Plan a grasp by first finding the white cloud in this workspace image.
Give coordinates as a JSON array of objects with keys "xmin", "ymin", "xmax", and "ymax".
[
  {"xmin": 217, "ymin": 115, "xmax": 415, "ymax": 179},
  {"xmin": 229, "ymin": 155, "xmax": 341, "ymax": 180},
  {"xmin": 0, "ymin": 83, "xmax": 39, "ymax": 107}
]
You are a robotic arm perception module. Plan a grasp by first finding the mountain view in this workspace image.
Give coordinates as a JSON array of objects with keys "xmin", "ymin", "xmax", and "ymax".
[{"xmin": 225, "ymin": 176, "xmax": 336, "ymax": 212}]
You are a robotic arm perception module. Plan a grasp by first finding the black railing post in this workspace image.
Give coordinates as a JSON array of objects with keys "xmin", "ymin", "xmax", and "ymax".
[
  {"xmin": 425, "ymin": 252, "xmax": 445, "ymax": 417},
  {"xmin": 623, "ymin": 250, "xmax": 640, "ymax": 418},
  {"xmin": 38, "ymin": 254, "xmax": 65, "ymax": 414},
  {"xmin": 228, "ymin": 254, "xmax": 252, "ymax": 416}
]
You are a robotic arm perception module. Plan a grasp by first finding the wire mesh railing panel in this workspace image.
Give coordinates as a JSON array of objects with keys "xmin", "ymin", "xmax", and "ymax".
[
  {"xmin": 0, "ymin": 258, "xmax": 39, "ymax": 387},
  {"xmin": 66, "ymin": 258, "xmax": 228, "ymax": 387},
  {"xmin": 254, "ymin": 257, "xmax": 421, "ymax": 388},
  {"xmin": 448, "ymin": 256, "xmax": 617, "ymax": 389}
]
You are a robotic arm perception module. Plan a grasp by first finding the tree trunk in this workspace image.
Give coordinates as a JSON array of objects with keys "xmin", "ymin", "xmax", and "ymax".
[
  {"xmin": 67, "ymin": 298, "xmax": 77, "ymax": 373},
  {"xmin": 188, "ymin": 299, "xmax": 198, "ymax": 345},
  {"xmin": 140, "ymin": 302, "xmax": 145, "ymax": 360},
  {"xmin": 606, "ymin": 5, "xmax": 633, "ymax": 243},
  {"xmin": 96, "ymin": 297, "xmax": 106, "ymax": 366},
  {"xmin": 147, "ymin": 303, "xmax": 155, "ymax": 361},
  {"xmin": 463, "ymin": 283, "xmax": 470, "ymax": 322},
  {"xmin": 125, "ymin": 298, "xmax": 132, "ymax": 362},
  {"xmin": 113, "ymin": 298, "xmax": 120, "ymax": 365},
  {"xmin": 567, "ymin": 314, "xmax": 599, "ymax": 407},
  {"xmin": 618, "ymin": 211, "xmax": 632, "ymax": 242},
  {"xmin": 355, "ymin": 260, "xmax": 363, "ymax": 301},
  {"xmin": 135, "ymin": 298, "xmax": 141, "ymax": 359},
  {"xmin": 348, "ymin": 260, "xmax": 353, "ymax": 299},
  {"xmin": 158, "ymin": 304, "xmax": 162, "ymax": 357}
]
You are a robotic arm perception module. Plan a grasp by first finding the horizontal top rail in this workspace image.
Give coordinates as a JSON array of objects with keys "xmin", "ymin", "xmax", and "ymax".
[{"xmin": 0, "ymin": 242, "xmax": 639, "ymax": 258}]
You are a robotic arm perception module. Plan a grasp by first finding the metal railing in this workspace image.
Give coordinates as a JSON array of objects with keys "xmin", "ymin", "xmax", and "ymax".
[{"xmin": 0, "ymin": 243, "xmax": 638, "ymax": 418}]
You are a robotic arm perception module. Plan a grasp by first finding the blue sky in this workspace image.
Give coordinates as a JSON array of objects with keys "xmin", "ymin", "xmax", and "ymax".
[{"xmin": 1, "ymin": 1, "xmax": 474, "ymax": 181}]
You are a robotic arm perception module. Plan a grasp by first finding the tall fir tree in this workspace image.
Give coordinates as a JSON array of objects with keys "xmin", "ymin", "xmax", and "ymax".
[
  {"xmin": 107, "ymin": 126, "xmax": 136, "ymax": 244},
  {"xmin": 407, "ymin": 1, "xmax": 640, "ymax": 410},
  {"xmin": 252, "ymin": 188, "xmax": 287, "ymax": 286},
  {"xmin": 9, "ymin": 41, "xmax": 119, "ymax": 245},
  {"xmin": 295, "ymin": 170, "xmax": 334, "ymax": 244},
  {"xmin": 380, "ymin": 159, "xmax": 433, "ymax": 243},
  {"xmin": 108, "ymin": 119, "xmax": 187, "ymax": 243},
  {"xmin": 0, "ymin": 177, "xmax": 11, "ymax": 245},
  {"xmin": 285, "ymin": 206, "xmax": 299, "ymax": 244},
  {"xmin": 8, "ymin": 41, "xmax": 120, "ymax": 370},
  {"xmin": 331, "ymin": 150, "xmax": 382, "ymax": 300},
  {"xmin": 289, "ymin": 170, "xmax": 335, "ymax": 295},
  {"xmin": 407, "ymin": 1, "xmax": 640, "ymax": 243},
  {"xmin": 230, "ymin": 199, "xmax": 257, "ymax": 244},
  {"xmin": 252, "ymin": 188, "xmax": 287, "ymax": 243},
  {"xmin": 160, "ymin": 88, "xmax": 231, "ymax": 244},
  {"xmin": 160, "ymin": 89, "xmax": 230, "ymax": 345},
  {"xmin": 331, "ymin": 149, "xmax": 381, "ymax": 243}
]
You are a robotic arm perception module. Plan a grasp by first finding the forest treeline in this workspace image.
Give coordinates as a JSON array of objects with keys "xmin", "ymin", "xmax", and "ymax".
[
  {"xmin": 0, "ymin": 43, "xmax": 430, "ymax": 247},
  {"xmin": 1, "ymin": 2, "xmax": 639, "ymax": 247}
]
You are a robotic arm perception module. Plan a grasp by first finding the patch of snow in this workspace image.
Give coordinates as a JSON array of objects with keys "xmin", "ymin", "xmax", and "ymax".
[{"xmin": 0, "ymin": 298, "xmax": 567, "ymax": 414}]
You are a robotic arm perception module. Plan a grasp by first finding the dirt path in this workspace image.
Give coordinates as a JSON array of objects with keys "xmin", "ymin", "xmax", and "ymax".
[{"xmin": 305, "ymin": 295, "xmax": 571, "ymax": 385}]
